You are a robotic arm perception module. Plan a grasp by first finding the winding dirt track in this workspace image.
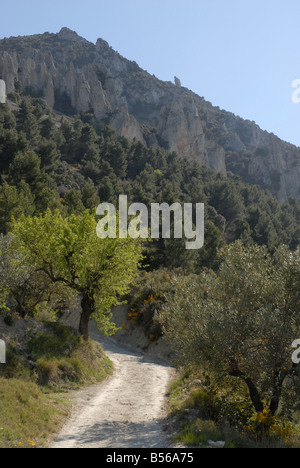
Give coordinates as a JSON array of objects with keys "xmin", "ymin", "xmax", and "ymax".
[{"xmin": 51, "ymin": 335, "xmax": 174, "ymax": 449}]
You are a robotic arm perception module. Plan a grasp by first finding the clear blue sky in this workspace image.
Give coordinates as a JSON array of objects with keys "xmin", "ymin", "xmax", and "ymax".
[{"xmin": 1, "ymin": 0, "xmax": 300, "ymax": 147}]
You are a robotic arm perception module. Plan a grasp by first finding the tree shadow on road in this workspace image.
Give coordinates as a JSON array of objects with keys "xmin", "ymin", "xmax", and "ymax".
[{"xmin": 54, "ymin": 418, "xmax": 172, "ymax": 448}]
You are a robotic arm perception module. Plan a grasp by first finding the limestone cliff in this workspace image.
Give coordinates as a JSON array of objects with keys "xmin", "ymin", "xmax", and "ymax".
[{"xmin": 0, "ymin": 28, "xmax": 299, "ymax": 201}]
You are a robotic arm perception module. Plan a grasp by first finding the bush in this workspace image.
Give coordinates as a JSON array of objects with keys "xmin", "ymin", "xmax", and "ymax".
[
  {"xmin": 183, "ymin": 389, "xmax": 219, "ymax": 421},
  {"xmin": 0, "ymin": 321, "xmax": 113, "ymax": 389},
  {"xmin": 127, "ymin": 269, "xmax": 182, "ymax": 341},
  {"xmin": 28, "ymin": 322, "xmax": 80, "ymax": 359},
  {"xmin": 174, "ymin": 419, "xmax": 222, "ymax": 447},
  {"xmin": 243, "ymin": 410, "xmax": 293, "ymax": 446},
  {"xmin": 29, "ymin": 323, "xmax": 112, "ymax": 388},
  {"xmin": 167, "ymin": 370, "xmax": 299, "ymax": 448},
  {"xmin": 0, "ymin": 347, "xmax": 32, "ymax": 381},
  {"xmin": 4, "ymin": 314, "xmax": 14, "ymax": 327}
]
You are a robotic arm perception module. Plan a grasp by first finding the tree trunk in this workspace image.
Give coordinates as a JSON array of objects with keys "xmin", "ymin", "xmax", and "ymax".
[
  {"xmin": 245, "ymin": 378, "xmax": 264, "ymax": 414},
  {"xmin": 14, "ymin": 296, "xmax": 28, "ymax": 319},
  {"xmin": 268, "ymin": 370, "xmax": 288, "ymax": 416},
  {"xmin": 269, "ymin": 396, "xmax": 280, "ymax": 417},
  {"xmin": 79, "ymin": 293, "xmax": 94, "ymax": 341},
  {"xmin": 229, "ymin": 361, "xmax": 264, "ymax": 413}
]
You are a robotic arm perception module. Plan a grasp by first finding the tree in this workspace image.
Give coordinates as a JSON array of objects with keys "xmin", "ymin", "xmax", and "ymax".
[
  {"xmin": 195, "ymin": 221, "xmax": 225, "ymax": 272},
  {"xmin": 37, "ymin": 139, "xmax": 61, "ymax": 174},
  {"xmin": 10, "ymin": 210, "xmax": 144, "ymax": 340},
  {"xmin": 208, "ymin": 179, "xmax": 244, "ymax": 225},
  {"xmin": 81, "ymin": 184, "xmax": 100, "ymax": 210},
  {"xmin": 16, "ymin": 97, "xmax": 40, "ymax": 146},
  {"xmin": 74, "ymin": 123, "xmax": 99, "ymax": 163},
  {"xmin": 40, "ymin": 116, "xmax": 57, "ymax": 140},
  {"xmin": 101, "ymin": 140, "xmax": 128, "ymax": 179},
  {"xmin": 160, "ymin": 242, "xmax": 300, "ymax": 416},
  {"xmin": 33, "ymin": 181, "xmax": 61, "ymax": 214},
  {"xmin": 0, "ymin": 235, "xmax": 58, "ymax": 318},
  {"xmin": 0, "ymin": 105, "xmax": 20, "ymax": 172},
  {"xmin": 63, "ymin": 189, "xmax": 85, "ymax": 215},
  {"xmin": 0, "ymin": 183, "xmax": 24, "ymax": 234},
  {"xmin": 0, "ymin": 182, "xmax": 35, "ymax": 234},
  {"xmin": 8, "ymin": 151, "xmax": 42, "ymax": 189}
]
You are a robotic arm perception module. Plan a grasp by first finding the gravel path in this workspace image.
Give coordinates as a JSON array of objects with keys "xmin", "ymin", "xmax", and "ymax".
[{"xmin": 51, "ymin": 335, "xmax": 175, "ymax": 449}]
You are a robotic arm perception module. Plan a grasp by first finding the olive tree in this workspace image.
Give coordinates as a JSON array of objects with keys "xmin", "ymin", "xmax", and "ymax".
[{"xmin": 160, "ymin": 242, "xmax": 300, "ymax": 415}]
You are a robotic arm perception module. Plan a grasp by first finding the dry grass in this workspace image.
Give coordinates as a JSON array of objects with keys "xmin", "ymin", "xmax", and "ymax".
[{"xmin": 0, "ymin": 320, "xmax": 113, "ymax": 448}]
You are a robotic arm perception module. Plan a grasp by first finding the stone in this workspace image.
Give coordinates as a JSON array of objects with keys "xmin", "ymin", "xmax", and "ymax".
[
  {"xmin": 174, "ymin": 76, "xmax": 181, "ymax": 87},
  {"xmin": 208, "ymin": 440, "xmax": 226, "ymax": 448}
]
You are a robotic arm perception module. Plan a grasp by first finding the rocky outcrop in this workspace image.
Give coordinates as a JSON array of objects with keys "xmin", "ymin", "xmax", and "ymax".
[
  {"xmin": 0, "ymin": 28, "xmax": 299, "ymax": 201},
  {"xmin": 219, "ymin": 113, "xmax": 300, "ymax": 201},
  {"xmin": 0, "ymin": 79, "xmax": 6, "ymax": 103}
]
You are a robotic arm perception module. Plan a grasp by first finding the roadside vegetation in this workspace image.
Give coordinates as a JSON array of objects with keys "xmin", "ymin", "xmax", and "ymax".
[
  {"xmin": 128, "ymin": 243, "xmax": 300, "ymax": 448},
  {"xmin": 0, "ymin": 378, "xmax": 69, "ymax": 448},
  {"xmin": 0, "ymin": 318, "xmax": 112, "ymax": 448},
  {"xmin": 166, "ymin": 371, "xmax": 300, "ymax": 448}
]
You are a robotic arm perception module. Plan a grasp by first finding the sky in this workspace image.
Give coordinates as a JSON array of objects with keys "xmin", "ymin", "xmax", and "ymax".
[{"xmin": 1, "ymin": 0, "xmax": 300, "ymax": 147}]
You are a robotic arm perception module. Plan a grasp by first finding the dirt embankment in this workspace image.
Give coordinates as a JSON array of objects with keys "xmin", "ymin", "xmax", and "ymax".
[{"xmin": 61, "ymin": 305, "xmax": 173, "ymax": 362}]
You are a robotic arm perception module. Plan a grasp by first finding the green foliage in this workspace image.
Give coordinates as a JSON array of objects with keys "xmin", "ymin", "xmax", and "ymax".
[
  {"xmin": 167, "ymin": 370, "xmax": 296, "ymax": 448},
  {"xmin": 0, "ymin": 44, "xmax": 299, "ymax": 448},
  {"xmin": 8, "ymin": 151, "xmax": 42, "ymax": 188},
  {"xmin": 29, "ymin": 322, "xmax": 80, "ymax": 359},
  {"xmin": 0, "ymin": 96, "xmax": 299, "ymax": 267},
  {"xmin": 27, "ymin": 322, "xmax": 113, "ymax": 387},
  {"xmin": 160, "ymin": 242, "xmax": 300, "ymax": 416},
  {"xmin": 174, "ymin": 419, "xmax": 221, "ymax": 447},
  {"xmin": 10, "ymin": 209, "xmax": 144, "ymax": 338},
  {"xmin": 0, "ymin": 183, "xmax": 27, "ymax": 234},
  {"xmin": 16, "ymin": 97, "xmax": 40, "ymax": 145},
  {"xmin": 0, "ymin": 234, "xmax": 62, "ymax": 318},
  {"xmin": 3, "ymin": 314, "xmax": 14, "ymax": 327},
  {"xmin": 127, "ymin": 269, "xmax": 177, "ymax": 340}
]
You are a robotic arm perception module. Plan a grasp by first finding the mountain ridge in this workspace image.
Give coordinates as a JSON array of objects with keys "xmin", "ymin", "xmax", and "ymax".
[{"xmin": 0, "ymin": 27, "xmax": 299, "ymax": 202}]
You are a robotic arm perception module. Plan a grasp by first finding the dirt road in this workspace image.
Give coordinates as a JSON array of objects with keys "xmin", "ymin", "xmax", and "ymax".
[{"xmin": 51, "ymin": 335, "xmax": 175, "ymax": 449}]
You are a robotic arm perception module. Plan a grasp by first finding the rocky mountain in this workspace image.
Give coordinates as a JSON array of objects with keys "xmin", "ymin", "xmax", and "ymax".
[{"xmin": 0, "ymin": 27, "xmax": 299, "ymax": 202}]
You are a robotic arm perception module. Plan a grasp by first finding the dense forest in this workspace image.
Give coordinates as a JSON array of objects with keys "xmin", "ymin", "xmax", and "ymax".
[
  {"xmin": 1, "ymin": 94, "xmax": 300, "ymax": 448},
  {"xmin": 1, "ymin": 95, "xmax": 299, "ymax": 269}
]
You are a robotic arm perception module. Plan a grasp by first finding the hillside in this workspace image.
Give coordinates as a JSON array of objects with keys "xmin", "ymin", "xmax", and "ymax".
[
  {"xmin": 0, "ymin": 27, "xmax": 300, "ymax": 201},
  {"xmin": 0, "ymin": 27, "xmax": 300, "ymax": 450},
  {"xmin": 0, "ymin": 94, "xmax": 299, "ymax": 264}
]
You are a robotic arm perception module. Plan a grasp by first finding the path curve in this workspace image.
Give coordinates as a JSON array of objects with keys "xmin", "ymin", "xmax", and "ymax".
[{"xmin": 52, "ymin": 335, "xmax": 175, "ymax": 448}]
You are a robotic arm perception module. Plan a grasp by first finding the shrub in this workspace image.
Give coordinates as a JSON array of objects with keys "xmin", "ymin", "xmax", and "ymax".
[
  {"xmin": 244, "ymin": 410, "xmax": 293, "ymax": 446},
  {"xmin": 31, "ymin": 325, "xmax": 112, "ymax": 388},
  {"xmin": 127, "ymin": 269, "xmax": 181, "ymax": 340},
  {"xmin": 28, "ymin": 322, "xmax": 80, "ymax": 359},
  {"xmin": 4, "ymin": 314, "xmax": 14, "ymax": 327}
]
